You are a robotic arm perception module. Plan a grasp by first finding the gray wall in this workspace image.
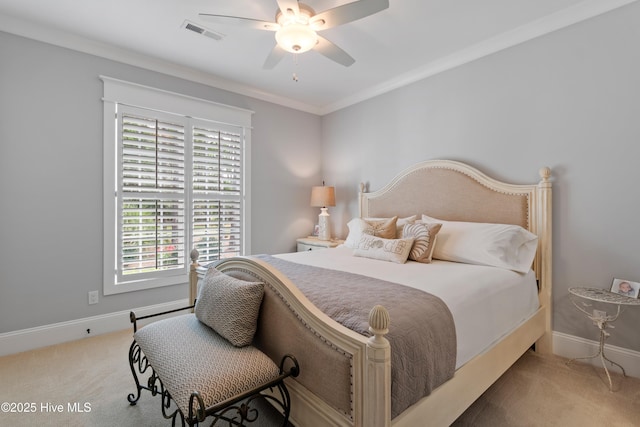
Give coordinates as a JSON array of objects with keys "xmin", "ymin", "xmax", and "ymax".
[
  {"xmin": 321, "ymin": 3, "xmax": 640, "ymax": 352},
  {"xmin": 2, "ymin": 2, "xmax": 639, "ymax": 354},
  {"xmin": 0, "ymin": 31, "xmax": 321, "ymax": 333}
]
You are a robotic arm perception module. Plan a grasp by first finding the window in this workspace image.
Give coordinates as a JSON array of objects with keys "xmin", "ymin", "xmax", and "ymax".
[{"xmin": 102, "ymin": 77, "xmax": 252, "ymax": 295}]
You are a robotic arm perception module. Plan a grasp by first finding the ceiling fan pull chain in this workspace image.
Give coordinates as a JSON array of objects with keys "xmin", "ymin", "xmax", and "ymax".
[{"xmin": 292, "ymin": 53, "xmax": 299, "ymax": 82}]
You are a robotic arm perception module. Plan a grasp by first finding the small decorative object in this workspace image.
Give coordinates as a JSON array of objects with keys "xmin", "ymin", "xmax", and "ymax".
[
  {"xmin": 312, "ymin": 224, "xmax": 320, "ymax": 237},
  {"xmin": 310, "ymin": 183, "xmax": 336, "ymax": 241},
  {"xmin": 610, "ymin": 278, "xmax": 640, "ymax": 298}
]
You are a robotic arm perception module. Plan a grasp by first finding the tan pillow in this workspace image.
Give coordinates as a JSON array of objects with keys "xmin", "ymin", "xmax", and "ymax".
[
  {"xmin": 403, "ymin": 222, "xmax": 442, "ymax": 263},
  {"xmin": 368, "ymin": 215, "xmax": 418, "ymax": 237},
  {"xmin": 344, "ymin": 216, "xmax": 398, "ymax": 248},
  {"xmin": 353, "ymin": 235, "xmax": 414, "ymax": 264}
]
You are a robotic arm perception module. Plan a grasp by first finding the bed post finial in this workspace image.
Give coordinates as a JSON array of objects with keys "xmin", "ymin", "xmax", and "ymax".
[
  {"xmin": 365, "ymin": 305, "xmax": 391, "ymax": 427},
  {"xmin": 189, "ymin": 249, "xmax": 200, "ymax": 309},
  {"xmin": 190, "ymin": 248, "xmax": 199, "ymax": 264},
  {"xmin": 539, "ymin": 166, "xmax": 551, "ymax": 182},
  {"xmin": 368, "ymin": 305, "xmax": 390, "ymax": 348}
]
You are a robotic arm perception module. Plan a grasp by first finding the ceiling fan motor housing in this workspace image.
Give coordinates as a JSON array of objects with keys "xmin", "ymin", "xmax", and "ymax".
[
  {"xmin": 275, "ymin": 3, "xmax": 318, "ymax": 53},
  {"xmin": 199, "ymin": 0, "xmax": 389, "ymax": 67}
]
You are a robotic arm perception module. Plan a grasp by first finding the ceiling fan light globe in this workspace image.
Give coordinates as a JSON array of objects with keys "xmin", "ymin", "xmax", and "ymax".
[{"xmin": 275, "ymin": 23, "xmax": 318, "ymax": 53}]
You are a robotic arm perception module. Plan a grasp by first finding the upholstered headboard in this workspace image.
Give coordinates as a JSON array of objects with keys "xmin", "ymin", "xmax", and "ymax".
[
  {"xmin": 358, "ymin": 160, "xmax": 553, "ymax": 335},
  {"xmin": 358, "ymin": 160, "xmax": 549, "ymax": 230},
  {"xmin": 360, "ymin": 164, "xmax": 531, "ymax": 228}
]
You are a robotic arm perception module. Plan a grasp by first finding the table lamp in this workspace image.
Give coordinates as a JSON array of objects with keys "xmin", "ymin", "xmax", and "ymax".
[{"xmin": 310, "ymin": 184, "xmax": 336, "ymax": 240}]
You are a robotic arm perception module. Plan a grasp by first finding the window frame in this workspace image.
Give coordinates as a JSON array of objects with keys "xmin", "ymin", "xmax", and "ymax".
[{"xmin": 102, "ymin": 76, "xmax": 252, "ymax": 295}]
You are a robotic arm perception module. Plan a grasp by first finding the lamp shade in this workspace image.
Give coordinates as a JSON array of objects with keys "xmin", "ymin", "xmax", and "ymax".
[{"xmin": 310, "ymin": 186, "xmax": 335, "ymax": 207}]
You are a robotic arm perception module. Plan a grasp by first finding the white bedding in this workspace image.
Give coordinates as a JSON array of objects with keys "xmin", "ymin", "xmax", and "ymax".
[{"xmin": 276, "ymin": 245, "xmax": 539, "ymax": 369}]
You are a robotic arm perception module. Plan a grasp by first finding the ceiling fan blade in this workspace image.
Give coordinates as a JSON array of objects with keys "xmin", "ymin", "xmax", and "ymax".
[
  {"xmin": 199, "ymin": 13, "xmax": 279, "ymax": 31},
  {"xmin": 263, "ymin": 44, "xmax": 287, "ymax": 69},
  {"xmin": 314, "ymin": 36, "xmax": 355, "ymax": 67},
  {"xmin": 310, "ymin": 0, "xmax": 389, "ymax": 31},
  {"xmin": 276, "ymin": 0, "xmax": 300, "ymax": 16}
]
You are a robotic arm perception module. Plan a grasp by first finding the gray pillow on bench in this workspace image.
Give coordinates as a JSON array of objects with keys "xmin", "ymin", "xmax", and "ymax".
[{"xmin": 195, "ymin": 268, "xmax": 264, "ymax": 347}]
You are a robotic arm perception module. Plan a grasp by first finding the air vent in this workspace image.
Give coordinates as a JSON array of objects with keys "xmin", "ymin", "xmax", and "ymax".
[{"xmin": 182, "ymin": 20, "xmax": 225, "ymax": 41}]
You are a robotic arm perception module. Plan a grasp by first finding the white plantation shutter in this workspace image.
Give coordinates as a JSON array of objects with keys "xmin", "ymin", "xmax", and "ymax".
[
  {"xmin": 120, "ymin": 199, "xmax": 185, "ymax": 274},
  {"xmin": 102, "ymin": 77, "xmax": 252, "ymax": 294},
  {"xmin": 192, "ymin": 122, "xmax": 243, "ymax": 264},
  {"xmin": 117, "ymin": 109, "xmax": 187, "ymax": 281},
  {"xmin": 121, "ymin": 115, "xmax": 185, "ymax": 193}
]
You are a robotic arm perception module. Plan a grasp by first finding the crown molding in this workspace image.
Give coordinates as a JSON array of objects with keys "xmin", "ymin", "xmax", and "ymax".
[
  {"xmin": 0, "ymin": 13, "xmax": 322, "ymax": 115},
  {"xmin": 1, "ymin": 0, "xmax": 637, "ymax": 116},
  {"xmin": 319, "ymin": 0, "xmax": 639, "ymax": 115}
]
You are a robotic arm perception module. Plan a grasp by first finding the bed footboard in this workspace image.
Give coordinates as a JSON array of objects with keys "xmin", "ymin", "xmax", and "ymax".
[{"xmin": 192, "ymin": 255, "xmax": 392, "ymax": 427}]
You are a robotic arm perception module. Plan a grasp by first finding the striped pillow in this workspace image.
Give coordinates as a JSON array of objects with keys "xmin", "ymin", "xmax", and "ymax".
[{"xmin": 403, "ymin": 222, "xmax": 442, "ymax": 263}]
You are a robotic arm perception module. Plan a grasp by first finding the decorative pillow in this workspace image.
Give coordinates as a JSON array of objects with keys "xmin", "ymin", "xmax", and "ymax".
[
  {"xmin": 421, "ymin": 214, "xmax": 538, "ymax": 273},
  {"xmin": 344, "ymin": 216, "xmax": 398, "ymax": 248},
  {"xmin": 195, "ymin": 268, "xmax": 264, "ymax": 347},
  {"xmin": 353, "ymin": 235, "xmax": 414, "ymax": 264},
  {"xmin": 402, "ymin": 222, "xmax": 442, "ymax": 263},
  {"xmin": 368, "ymin": 215, "xmax": 418, "ymax": 237}
]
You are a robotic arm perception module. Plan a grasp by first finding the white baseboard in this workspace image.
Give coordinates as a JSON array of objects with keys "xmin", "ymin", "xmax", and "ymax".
[
  {"xmin": 3, "ymin": 318, "xmax": 639, "ymax": 381},
  {"xmin": 553, "ymin": 331, "xmax": 640, "ymax": 379},
  {"xmin": 0, "ymin": 299, "xmax": 190, "ymax": 357}
]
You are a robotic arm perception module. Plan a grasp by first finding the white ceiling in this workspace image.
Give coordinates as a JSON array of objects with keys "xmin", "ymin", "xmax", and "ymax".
[{"xmin": 0, "ymin": 0, "xmax": 634, "ymax": 114}]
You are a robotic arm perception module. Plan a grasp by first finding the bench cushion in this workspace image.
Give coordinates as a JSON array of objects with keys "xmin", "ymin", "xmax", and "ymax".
[{"xmin": 134, "ymin": 314, "xmax": 280, "ymax": 415}]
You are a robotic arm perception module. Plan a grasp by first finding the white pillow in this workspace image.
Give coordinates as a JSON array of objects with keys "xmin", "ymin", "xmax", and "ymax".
[
  {"xmin": 353, "ymin": 235, "xmax": 414, "ymax": 264},
  {"xmin": 421, "ymin": 215, "xmax": 538, "ymax": 273}
]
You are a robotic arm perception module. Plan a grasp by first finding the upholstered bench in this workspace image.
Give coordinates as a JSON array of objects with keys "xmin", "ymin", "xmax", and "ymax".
[{"xmin": 127, "ymin": 268, "xmax": 299, "ymax": 426}]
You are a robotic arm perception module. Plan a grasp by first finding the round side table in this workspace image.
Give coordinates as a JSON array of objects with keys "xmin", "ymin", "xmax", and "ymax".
[{"xmin": 567, "ymin": 287, "xmax": 640, "ymax": 391}]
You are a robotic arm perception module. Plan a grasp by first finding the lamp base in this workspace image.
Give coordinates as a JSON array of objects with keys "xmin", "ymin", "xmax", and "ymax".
[{"xmin": 317, "ymin": 207, "xmax": 331, "ymax": 241}]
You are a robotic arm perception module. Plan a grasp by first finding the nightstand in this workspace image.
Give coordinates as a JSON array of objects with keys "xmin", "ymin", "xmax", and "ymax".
[
  {"xmin": 296, "ymin": 237, "xmax": 344, "ymax": 252},
  {"xmin": 567, "ymin": 287, "xmax": 640, "ymax": 391}
]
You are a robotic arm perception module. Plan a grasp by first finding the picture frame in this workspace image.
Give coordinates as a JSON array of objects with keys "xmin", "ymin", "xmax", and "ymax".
[
  {"xmin": 312, "ymin": 224, "xmax": 320, "ymax": 237},
  {"xmin": 610, "ymin": 278, "xmax": 640, "ymax": 298}
]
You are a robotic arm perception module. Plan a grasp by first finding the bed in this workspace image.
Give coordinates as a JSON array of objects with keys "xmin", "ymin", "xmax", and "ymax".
[{"xmin": 190, "ymin": 159, "xmax": 553, "ymax": 427}]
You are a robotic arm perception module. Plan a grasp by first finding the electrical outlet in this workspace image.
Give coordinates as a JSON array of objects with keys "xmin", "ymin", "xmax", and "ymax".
[
  {"xmin": 88, "ymin": 291, "xmax": 99, "ymax": 305},
  {"xmin": 593, "ymin": 309, "xmax": 606, "ymax": 319}
]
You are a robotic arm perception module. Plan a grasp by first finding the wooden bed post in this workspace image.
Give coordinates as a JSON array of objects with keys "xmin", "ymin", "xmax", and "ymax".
[
  {"xmin": 189, "ymin": 248, "xmax": 199, "ymax": 308},
  {"xmin": 358, "ymin": 182, "xmax": 366, "ymax": 218},
  {"xmin": 535, "ymin": 167, "xmax": 553, "ymax": 354},
  {"xmin": 364, "ymin": 305, "xmax": 391, "ymax": 427}
]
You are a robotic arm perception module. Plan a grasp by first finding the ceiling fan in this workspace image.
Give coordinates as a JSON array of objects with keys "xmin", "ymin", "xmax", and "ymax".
[{"xmin": 199, "ymin": 0, "xmax": 389, "ymax": 69}]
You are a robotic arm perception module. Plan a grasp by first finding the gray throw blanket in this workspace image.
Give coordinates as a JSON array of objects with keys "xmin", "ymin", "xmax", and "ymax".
[{"xmin": 256, "ymin": 255, "xmax": 456, "ymax": 418}]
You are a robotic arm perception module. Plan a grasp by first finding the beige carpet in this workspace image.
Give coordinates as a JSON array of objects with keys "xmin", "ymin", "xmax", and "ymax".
[
  {"xmin": 1, "ymin": 329, "xmax": 639, "ymax": 426},
  {"xmin": 452, "ymin": 348, "xmax": 640, "ymax": 427}
]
